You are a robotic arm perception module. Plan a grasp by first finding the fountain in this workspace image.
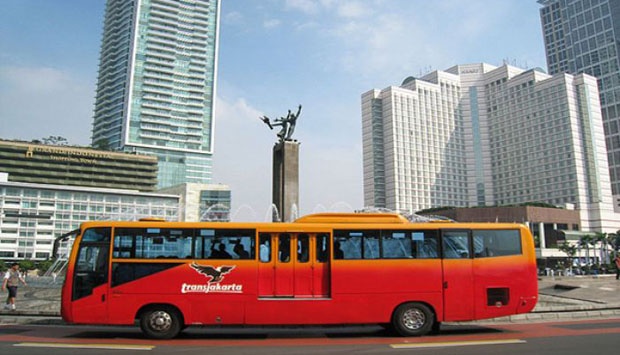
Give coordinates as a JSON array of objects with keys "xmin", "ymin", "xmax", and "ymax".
[
  {"xmin": 328, "ymin": 201, "xmax": 355, "ymax": 212},
  {"xmin": 200, "ymin": 203, "xmax": 230, "ymax": 221},
  {"xmin": 265, "ymin": 204, "xmax": 281, "ymax": 222},
  {"xmin": 289, "ymin": 203, "xmax": 299, "ymax": 222}
]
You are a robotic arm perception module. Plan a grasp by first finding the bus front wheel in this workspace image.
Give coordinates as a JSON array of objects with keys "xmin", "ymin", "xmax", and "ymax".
[
  {"xmin": 391, "ymin": 302, "xmax": 434, "ymax": 337},
  {"xmin": 139, "ymin": 306, "xmax": 182, "ymax": 339}
]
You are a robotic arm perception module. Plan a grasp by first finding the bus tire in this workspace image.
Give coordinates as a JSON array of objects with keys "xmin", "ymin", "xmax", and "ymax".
[
  {"xmin": 391, "ymin": 302, "xmax": 434, "ymax": 337},
  {"xmin": 139, "ymin": 306, "xmax": 182, "ymax": 339}
]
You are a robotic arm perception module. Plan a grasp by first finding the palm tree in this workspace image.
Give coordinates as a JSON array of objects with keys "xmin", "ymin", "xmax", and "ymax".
[
  {"xmin": 577, "ymin": 234, "xmax": 594, "ymax": 272},
  {"xmin": 593, "ymin": 233, "xmax": 607, "ymax": 266},
  {"xmin": 558, "ymin": 243, "xmax": 577, "ymax": 275}
]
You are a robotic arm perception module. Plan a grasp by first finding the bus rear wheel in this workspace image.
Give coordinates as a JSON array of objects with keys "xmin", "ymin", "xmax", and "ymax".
[
  {"xmin": 391, "ymin": 302, "xmax": 434, "ymax": 337},
  {"xmin": 139, "ymin": 306, "xmax": 182, "ymax": 339}
]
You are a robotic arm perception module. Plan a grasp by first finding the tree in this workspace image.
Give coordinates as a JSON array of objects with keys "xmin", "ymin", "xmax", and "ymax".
[
  {"xmin": 558, "ymin": 242, "xmax": 577, "ymax": 274},
  {"xmin": 34, "ymin": 136, "xmax": 69, "ymax": 146},
  {"xmin": 577, "ymin": 234, "xmax": 594, "ymax": 271},
  {"xmin": 92, "ymin": 138, "xmax": 111, "ymax": 150},
  {"xmin": 18, "ymin": 259, "xmax": 35, "ymax": 272},
  {"xmin": 35, "ymin": 259, "xmax": 55, "ymax": 276}
]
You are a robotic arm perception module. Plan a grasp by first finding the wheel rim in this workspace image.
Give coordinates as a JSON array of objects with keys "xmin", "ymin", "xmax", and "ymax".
[
  {"xmin": 402, "ymin": 308, "xmax": 426, "ymax": 330},
  {"xmin": 148, "ymin": 310, "xmax": 173, "ymax": 333}
]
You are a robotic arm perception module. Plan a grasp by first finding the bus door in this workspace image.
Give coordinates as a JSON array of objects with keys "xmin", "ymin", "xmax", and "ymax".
[
  {"xmin": 275, "ymin": 233, "xmax": 294, "ymax": 296},
  {"xmin": 258, "ymin": 233, "xmax": 331, "ymax": 298},
  {"xmin": 258, "ymin": 233, "xmax": 293, "ymax": 296},
  {"xmin": 312, "ymin": 233, "xmax": 330, "ymax": 297},
  {"xmin": 258, "ymin": 233, "xmax": 275, "ymax": 297},
  {"xmin": 441, "ymin": 229, "xmax": 474, "ymax": 321},
  {"xmin": 70, "ymin": 227, "xmax": 111, "ymax": 323},
  {"xmin": 293, "ymin": 233, "xmax": 331, "ymax": 297}
]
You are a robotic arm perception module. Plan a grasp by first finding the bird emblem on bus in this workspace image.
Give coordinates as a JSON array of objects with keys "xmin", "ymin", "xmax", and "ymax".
[{"xmin": 190, "ymin": 262, "xmax": 235, "ymax": 283}]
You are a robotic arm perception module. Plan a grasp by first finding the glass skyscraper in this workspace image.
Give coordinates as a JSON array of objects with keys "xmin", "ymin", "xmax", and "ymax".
[
  {"xmin": 92, "ymin": 0, "xmax": 220, "ymax": 188},
  {"xmin": 539, "ymin": 0, "xmax": 620, "ymax": 200}
]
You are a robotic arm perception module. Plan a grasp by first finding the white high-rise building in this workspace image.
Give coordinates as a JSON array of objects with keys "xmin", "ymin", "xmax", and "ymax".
[
  {"xmin": 362, "ymin": 63, "xmax": 619, "ymax": 232},
  {"xmin": 92, "ymin": 0, "xmax": 220, "ymax": 188}
]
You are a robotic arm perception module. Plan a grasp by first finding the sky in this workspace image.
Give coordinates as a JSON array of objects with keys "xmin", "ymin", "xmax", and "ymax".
[{"xmin": 0, "ymin": 0, "xmax": 548, "ymax": 221}]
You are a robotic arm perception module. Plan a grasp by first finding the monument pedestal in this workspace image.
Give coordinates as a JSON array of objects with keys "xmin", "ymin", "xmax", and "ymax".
[{"xmin": 273, "ymin": 141, "xmax": 299, "ymax": 222}]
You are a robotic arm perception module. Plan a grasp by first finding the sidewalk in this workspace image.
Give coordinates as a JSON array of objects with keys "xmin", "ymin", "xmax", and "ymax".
[
  {"xmin": 480, "ymin": 274, "xmax": 620, "ymax": 324},
  {"xmin": 1, "ymin": 275, "xmax": 620, "ymax": 325}
]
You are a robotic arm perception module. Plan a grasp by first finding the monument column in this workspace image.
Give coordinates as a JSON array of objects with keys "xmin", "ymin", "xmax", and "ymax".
[
  {"xmin": 273, "ymin": 141, "xmax": 299, "ymax": 222},
  {"xmin": 259, "ymin": 104, "xmax": 303, "ymax": 222}
]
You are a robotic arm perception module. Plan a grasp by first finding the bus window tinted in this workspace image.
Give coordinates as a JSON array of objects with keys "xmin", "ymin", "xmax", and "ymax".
[
  {"xmin": 473, "ymin": 230, "xmax": 522, "ymax": 257},
  {"xmin": 411, "ymin": 231, "xmax": 439, "ymax": 258},
  {"xmin": 113, "ymin": 228, "xmax": 255, "ymax": 260},
  {"xmin": 259, "ymin": 234, "xmax": 271, "ymax": 262},
  {"xmin": 82, "ymin": 228, "xmax": 110, "ymax": 243},
  {"xmin": 381, "ymin": 231, "xmax": 412, "ymax": 258},
  {"xmin": 298, "ymin": 234, "xmax": 309, "ymax": 263},
  {"xmin": 335, "ymin": 230, "xmax": 382, "ymax": 259},
  {"xmin": 316, "ymin": 233, "xmax": 330, "ymax": 262},
  {"xmin": 113, "ymin": 228, "xmax": 194, "ymax": 259},
  {"xmin": 443, "ymin": 231, "xmax": 470, "ymax": 259},
  {"xmin": 200, "ymin": 229, "xmax": 255, "ymax": 260},
  {"xmin": 336, "ymin": 230, "xmax": 439, "ymax": 259},
  {"xmin": 278, "ymin": 234, "xmax": 291, "ymax": 262}
]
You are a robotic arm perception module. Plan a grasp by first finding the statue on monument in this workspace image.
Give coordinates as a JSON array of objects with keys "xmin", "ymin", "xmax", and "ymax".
[{"xmin": 260, "ymin": 104, "xmax": 302, "ymax": 142}]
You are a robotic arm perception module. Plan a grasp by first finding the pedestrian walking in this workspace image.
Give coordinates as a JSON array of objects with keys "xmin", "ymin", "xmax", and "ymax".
[
  {"xmin": 615, "ymin": 254, "xmax": 620, "ymax": 280},
  {"xmin": 2, "ymin": 263, "xmax": 27, "ymax": 310}
]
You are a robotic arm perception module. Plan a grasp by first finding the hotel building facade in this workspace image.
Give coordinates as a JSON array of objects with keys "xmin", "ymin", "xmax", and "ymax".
[
  {"xmin": 362, "ymin": 63, "xmax": 619, "ymax": 233},
  {"xmin": 92, "ymin": 0, "xmax": 220, "ymax": 188}
]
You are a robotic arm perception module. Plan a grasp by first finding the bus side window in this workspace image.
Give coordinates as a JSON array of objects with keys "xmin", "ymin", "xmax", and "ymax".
[
  {"xmin": 298, "ymin": 234, "xmax": 309, "ymax": 263},
  {"xmin": 442, "ymin": 231, "xmax": 470, "ymax": 259},
  {"xmin": 232, "ymin": 237, "xmax": 252, "ymax": 259},
  {"xmin": 194, "ymin": 236, "xmax": 204, "ymax": 259},
  {"xmin": 363, "ymin": 233, "xmax": 380, "ymax": 259},
  {"xmin": 259, "ymin": 234, "xmax": 271, "ymax": 262},
  {"xmin": 279, "ymin": 234, "xmax": 291, "ymax": 262},
  {"xmin": 382, "ymin": 231, "xmax": 412, "ymax": 258},
  {"xmin": 316, "ymin": 234, "xmax": 330, "ymax": 262},
  {"xmin": 333, "ymin": 231, "xmax": 361, "ymax": 259},
  {"xmin": 412, "ymin": 231, "xmax": 439, "ymax": 258},
  {"xmin": 473, "ymin": 230, "xmax": 521, "ymax": 257}
]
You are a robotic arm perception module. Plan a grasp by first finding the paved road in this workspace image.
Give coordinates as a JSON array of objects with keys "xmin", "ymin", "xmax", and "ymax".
[{"xmin": 0, "ymin": 318, "xmax": 619, "ymax": 354}]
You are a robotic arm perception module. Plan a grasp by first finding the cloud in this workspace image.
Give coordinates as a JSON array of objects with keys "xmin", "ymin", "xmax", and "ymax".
[
  {"xmin": 263, "ymin": 19, "xmax": 281, "ymax": 29},
  {"xmin": 223, "ymin": 10, "xmax": 243, "ymax": 24},
  {"xmin": 279, "ymin": 0, "xmax": 542, "ymax": 82},
  {"xmin": 336, "ymin": 1, "xmax": 370, "ymax": 18},
  {"xmin": 285, "ymin": 0, "xmax": 320, "ymax": 14},
  {"xmin": 0, "ymin": 66, "xmax": 93, "ymax": 145}
]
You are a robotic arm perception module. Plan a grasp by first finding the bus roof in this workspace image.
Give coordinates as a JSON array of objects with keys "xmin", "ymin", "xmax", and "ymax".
[{"xmin": 294, "ymin": 213, "xmax": 410, "ymax": 224}]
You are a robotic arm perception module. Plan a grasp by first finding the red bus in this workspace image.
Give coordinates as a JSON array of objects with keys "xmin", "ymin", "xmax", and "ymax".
[{"xmin": 61, "ymin": 213, "xmax": 537, "ymax": 339}]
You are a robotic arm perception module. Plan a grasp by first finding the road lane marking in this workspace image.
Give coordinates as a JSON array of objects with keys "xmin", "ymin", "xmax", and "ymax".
[
  {"xmin": 14, "ymin": 342, "xmax": 154, "ymax": 351},
  {"xmin": 391, "ymin": 339, "xmax": 526, "ymax": 349}
]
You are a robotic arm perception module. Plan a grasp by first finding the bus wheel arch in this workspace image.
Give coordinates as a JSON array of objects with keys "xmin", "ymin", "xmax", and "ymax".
[
  {"xmin": 391, "ymin": 302, "xmax": 435, "ymax": 336},
  {"xmin": 137, "ymin": 304, "xmax": 184, "ymax": 339}
]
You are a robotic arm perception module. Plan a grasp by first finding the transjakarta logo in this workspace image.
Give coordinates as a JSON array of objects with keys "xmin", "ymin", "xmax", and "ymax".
[{"xmin": 183, "ymin": 262, "xmax": 243, "ymax": 294}]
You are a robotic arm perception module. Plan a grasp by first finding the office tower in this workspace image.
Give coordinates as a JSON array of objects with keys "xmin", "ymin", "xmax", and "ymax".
[
  {"xmin": 92, "ymin": 0, "xmax": 220, "ymax": 188},
  {"xmin": 539, "ymin": 0, "xmax": 620, "ymax": 203},
  {"xmin": 362, "ymin": 63, "xmax": 618, "ymax": 231}
]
